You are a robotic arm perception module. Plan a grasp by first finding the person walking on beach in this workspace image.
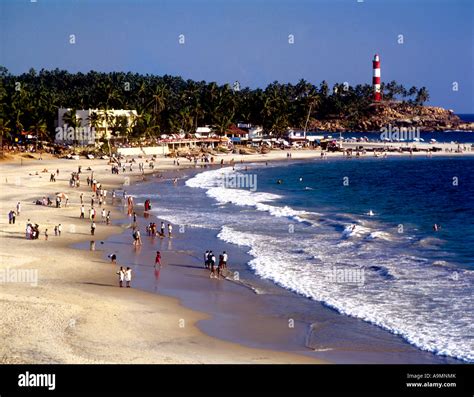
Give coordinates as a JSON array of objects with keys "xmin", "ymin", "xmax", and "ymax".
[
  {"xmin": 45, "ymin": 228, "xmax": 48, "ymax": 241},
  {"xmin": 209, "ymin": 251, "xmax": 217, "ymax": 278},
  {"xmin": 155, "ymin": 251, "xmax": 161, "ymax": 268},
  {"xmin": 16, "ymin": 202, "xmax": 21, "ymax": 216},
  {"xmin": 26, "ymin": 223, "xmax": 32, "ymax": 239},
  {"xmin": 106, "ymin": 211, "xmax": 111, "ymax": 225},
  {"xmin": 217, "ymin": 253, "xmax": 224, "ymax": 278},
  {"xmin": 160, "ymin": 221, "xmax": 165, "ymax": 237},
  {"xmin": 167, "ymin": 223, "xmax": 172, "ymax": 238},
  {"xmin": 58, "ymin": 224, "xmax": 62, "ymax": 236},
  {"xmin": 222, "ymin": 251, "xmax": 228, "ymax": 269},
  {"xmin": 80, "ymin": 205, "xmax": 85, "ymax": 219},
  {"xmin": 54, "ymin": 225, "xmax": 58, "ymax": 236},
  {"xmin": 132, "ymin": 228, "xmax": 142, "ymax": 246},
  {"xmin": 101, "ymin": 208, "xmax": 106, "ymax": 222},
  {"xmin": 108, "ymin": 253, "xmax": 117, "ymax": 264},
  {"xmin": 117, "ymin": 267, "xmax": 125, "ymax": 288},
  {"xmin": 91, "ymin": 221, "xmax": 96, "ymax": 235},
  {"xmin": 204, "ymin": 250, "xmax": 209, "ymax": 269},
  {"xmin": 80, "ymin": 193, "xmax": 84, "ymax": 205},
  {"xmin": 125, "ymin": 267, "xmax": 132, "ymax": 288}
]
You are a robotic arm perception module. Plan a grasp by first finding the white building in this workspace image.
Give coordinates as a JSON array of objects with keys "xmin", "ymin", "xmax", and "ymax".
[
  {"xmin": 248, "ymin": 126, "xmax": 264, "ymax": 139},
  {"xmin": 56, "ymin": 108, "xmax": 138, "ymax": 145}
]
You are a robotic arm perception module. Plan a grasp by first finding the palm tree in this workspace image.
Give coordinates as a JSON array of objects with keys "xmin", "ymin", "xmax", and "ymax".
[
  {"xmin": 415, "ymin": 87, "xmax": 429, "ymax": 106},
  {"xmin": 98, "ymin": 79, "xmax": 122, "ymax": 155},
  {"xmin": 147, "ymin": 83, "xmax": 168, "ymax": 134},
  {"xmin": 62, "ymin": 109, "xmax": 82, "ymax": 149},
  {"xmin": 0, "ymin": 118, "xmax": 11, "ymax": 152}
]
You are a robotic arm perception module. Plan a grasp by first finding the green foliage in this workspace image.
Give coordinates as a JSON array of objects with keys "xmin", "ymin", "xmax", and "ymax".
[{"xmin": 0, "ymin": 66, "xmax": 428, "ymax": 142}]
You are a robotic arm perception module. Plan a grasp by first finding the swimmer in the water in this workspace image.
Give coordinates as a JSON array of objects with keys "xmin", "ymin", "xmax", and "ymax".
[
  {"xmin": 277, "ymin": 179, "xmax": 283, "ymax": 184},
  {"xmin": 368, "ymin": 210, "xmax": 374, "ymax": 216}
]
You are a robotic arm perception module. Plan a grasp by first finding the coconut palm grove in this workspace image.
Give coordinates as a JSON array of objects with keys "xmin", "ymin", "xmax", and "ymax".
[{"xmin": 0, "ymin": 66, "xmax": 430, "ymax": 145}]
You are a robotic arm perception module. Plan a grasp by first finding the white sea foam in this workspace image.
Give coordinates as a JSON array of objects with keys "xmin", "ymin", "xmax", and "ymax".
[
  {"xmin": 187, "ymin": 168, "xmax": 474, "ymax": 362},
  {"xmin": 187, "ymin": 168, "xmax": 315, "ymax": 223},
  {"xmin": 342, "ymin": 224, "xmax": 371, "ymax": 238},
  {"xmin": 217, "ymin": 225, "xmax": 474, "ymax": 362},
  {"xmin": 366, "ymin": 231, "xmax": 393, "ymax": 241}
]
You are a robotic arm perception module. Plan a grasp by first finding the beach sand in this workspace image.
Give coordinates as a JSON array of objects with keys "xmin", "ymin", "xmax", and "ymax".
[
  {"xmin": 1, "ymin": 144, "xmax": 471, "ymax": 364},
  {"xmin": 0, "ymin": 152, "xmax": 328, "ymax": 364}
]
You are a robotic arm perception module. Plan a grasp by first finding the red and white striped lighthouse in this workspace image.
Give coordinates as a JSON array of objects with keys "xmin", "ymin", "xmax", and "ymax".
[{"xmin": 372, "ymin": 54, "xmax": 381, "ymax": 102}]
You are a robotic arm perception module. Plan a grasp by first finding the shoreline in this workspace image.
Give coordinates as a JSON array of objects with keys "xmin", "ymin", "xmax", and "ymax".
[
  {"xmin": 1, "ymin": 149, "xmax": 472, "ymax": 363},
  {"xmin": 0, "ymin": 153, "xmax": 324, "ymax": 363},
  {"xmin": 104, "ymin": 157, "xmax": 467, "ymax": 364}
]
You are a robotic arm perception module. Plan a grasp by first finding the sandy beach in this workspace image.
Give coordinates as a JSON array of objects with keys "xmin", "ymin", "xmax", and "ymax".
[
  {"xmin": 1, "ymin": 144, "xmax": 473, "ymax": 364},
  {"xmin": 0, "ymin": 151, "xmax": 330, "ymax": 364}
]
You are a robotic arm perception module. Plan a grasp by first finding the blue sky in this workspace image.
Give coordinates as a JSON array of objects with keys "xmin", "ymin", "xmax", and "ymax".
[{"xmin": 1, "ymin": 0, "xmax": 473, "ymax": 112}]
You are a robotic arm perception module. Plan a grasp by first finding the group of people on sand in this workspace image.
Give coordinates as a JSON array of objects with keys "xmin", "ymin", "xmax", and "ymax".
[
  {"xmin": 35, "ymin": 196, "xmax": 52, "ymax": 206},
  {"xmin": 204, "ymin": 250, "xmax": 228, "ymax": 279},
  {"xmin": 145, "ymin": 220, "xmax": 172, "ymax": 238},
  {"xmin": 7, "ymin": 202, "xmax": 20, "ymax": 224},
  {"xmin": 25, "ymin": 219, "xmax": 41, "ymax": 240},
  {"xmin": 116, "ymin": 266, "xmax": 133, "ymax": 288}
]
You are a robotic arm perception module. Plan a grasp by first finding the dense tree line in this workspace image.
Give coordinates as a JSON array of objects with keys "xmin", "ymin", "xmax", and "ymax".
[{"xmin": 0, "ymin": 66, "xmax": 430, "ymax": 142}]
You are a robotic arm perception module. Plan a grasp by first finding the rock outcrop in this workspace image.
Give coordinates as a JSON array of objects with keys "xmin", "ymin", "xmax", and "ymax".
[{"xmin": 309, "ymin": 103, "xmax": 473, "ymax": 132}]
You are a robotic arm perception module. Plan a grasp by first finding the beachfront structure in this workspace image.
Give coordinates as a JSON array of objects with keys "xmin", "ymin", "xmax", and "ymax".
[
  {"xmin": 225, "ymin": 125, "xmax": 249, "ymax": 144},
  {"xmin": 373, "ymin": 54, "xmax": 382, "ymax": 102},
  {"xmin": 248, "ymin": 126, "xmax": 264, "ymax": 140},
  {"xmin": 195, "ymin": 126, "xmax": 213, "ymax": 137},
  {"xmin": 57, "ymin": 108, "xmax": 138, "ymax": 144}
]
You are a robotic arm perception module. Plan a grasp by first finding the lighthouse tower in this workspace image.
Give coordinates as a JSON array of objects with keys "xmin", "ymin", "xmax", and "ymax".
[{"xmin": 372, "ymin": 54, "xmax": 382, "ymax": 102}]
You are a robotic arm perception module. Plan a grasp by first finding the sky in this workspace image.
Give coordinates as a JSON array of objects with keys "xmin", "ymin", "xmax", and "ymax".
[{"xmin": 1, "ymin": 0, "xmax": 473, "ymax": 112}]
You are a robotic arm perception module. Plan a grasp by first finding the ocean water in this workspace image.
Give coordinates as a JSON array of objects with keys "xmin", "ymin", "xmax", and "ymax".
[
  {"xmin": 146, "ymin": 156, "xmax": 474, "ymax": 362},
  {"xmin": 328, "ymin": 130, "xmax": 474, "ymax": 143},
  {"xmin": 457, "ymin": 114, "xmax": 474, "ymax": 123}
]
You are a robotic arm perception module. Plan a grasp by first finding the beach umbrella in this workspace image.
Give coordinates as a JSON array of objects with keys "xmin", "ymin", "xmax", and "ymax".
[{"xmin": 56, "ymin": 192, "xmax": 69, "ymax": 199}]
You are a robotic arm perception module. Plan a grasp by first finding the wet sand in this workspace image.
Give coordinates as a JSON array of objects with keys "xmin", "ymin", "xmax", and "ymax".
[
  {"xmin": 1, "ymin": 146, "xmax": 471, "ymax": 363},
  {"xmin": 0, "ymin": 153, "xmax": 322, "ymax": 363},
  {"xmin": 93, "ymin": 168, "xmax": 463, "ymax": 364}
]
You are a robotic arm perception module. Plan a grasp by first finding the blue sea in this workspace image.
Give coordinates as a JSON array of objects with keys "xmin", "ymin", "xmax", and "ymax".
[{"xmin": 144, "ymin": 156, "xmax": 474, "ymax": 362}]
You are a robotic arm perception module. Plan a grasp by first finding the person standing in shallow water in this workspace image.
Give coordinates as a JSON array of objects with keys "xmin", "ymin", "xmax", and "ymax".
[
  {"xmin": 125, "ymin": 267, "xmax": 132, "ymax": 288},
  {"xmin": 117, "ymin": 267, "xmax": 125, "ymax": 288},
  {"xmin": 204, "ymin": 250, "xmax": 209, "ymax": 269},
  {"xmin": 155, "ymin": 251, "xmax": 161, "ymax": 268},
  {"xmin": 160, "ymin": 221, "xmax": 165, "ymax": 237},
  {"xmin": 222, "ymin": 251, "xmax": 228, "ymax": 269}
]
